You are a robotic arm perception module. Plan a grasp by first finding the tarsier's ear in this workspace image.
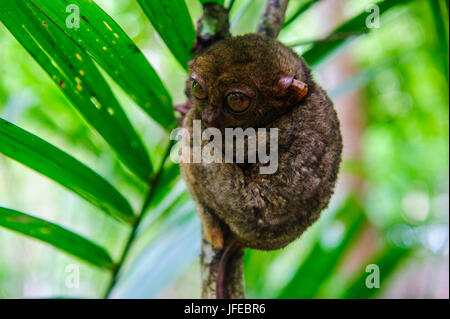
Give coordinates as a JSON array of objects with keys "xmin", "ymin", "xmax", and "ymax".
[{"xmin": 272, "ymin": 75, "xmax": 308, "ymax": 105}]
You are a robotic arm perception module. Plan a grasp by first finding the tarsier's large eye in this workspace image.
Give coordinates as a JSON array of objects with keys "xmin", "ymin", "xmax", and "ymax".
[
  {"xmin": 226, "ymin": 92, "xmax": 251, "ymax": 113},
  {"xmin": 192, "ymin": 80, "xmax": 207, "ymax": 100}
]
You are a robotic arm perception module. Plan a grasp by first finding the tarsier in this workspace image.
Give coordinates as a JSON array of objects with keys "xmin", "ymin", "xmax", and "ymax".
[{"xmin": 177, "ymin": 34, "xmax": 342, "ymax": 297}]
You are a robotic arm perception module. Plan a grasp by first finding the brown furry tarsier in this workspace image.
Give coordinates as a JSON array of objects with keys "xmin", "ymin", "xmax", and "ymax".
[{"xmin": 177, "ymin": 34, "xmax": 342, "ymax": 297}]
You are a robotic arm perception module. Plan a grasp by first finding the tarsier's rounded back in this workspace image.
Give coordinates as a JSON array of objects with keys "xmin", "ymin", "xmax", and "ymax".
[{"xmin": 180, "ymin": 34, "xmax": 342, "ymax": 250}]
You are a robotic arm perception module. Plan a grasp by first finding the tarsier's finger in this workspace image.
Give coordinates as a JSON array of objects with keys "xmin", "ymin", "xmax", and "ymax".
[
  {"xmin": 273, "ymin": 75, "xmax": 308, "ymax": 104},
  {"xmin": 173, "ymin": 102, "xmax": 191, "ymax": 115}
]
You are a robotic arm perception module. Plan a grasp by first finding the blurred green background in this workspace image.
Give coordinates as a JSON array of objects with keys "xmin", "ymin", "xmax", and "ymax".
[{"xmin": 0, "ymin": 0, "xmax": 448, "ymax": 298}]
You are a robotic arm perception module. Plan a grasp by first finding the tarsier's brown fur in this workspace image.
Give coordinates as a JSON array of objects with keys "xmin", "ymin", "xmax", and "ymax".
[{"xmin": 180, "ymin": 34, "xmax": 342, "ymax": 251}]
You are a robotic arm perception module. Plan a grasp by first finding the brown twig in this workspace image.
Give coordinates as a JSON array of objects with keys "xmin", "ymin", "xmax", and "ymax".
[{"xmin": 257, "ymin": 0, "xmax": 290, "ymax": 39}]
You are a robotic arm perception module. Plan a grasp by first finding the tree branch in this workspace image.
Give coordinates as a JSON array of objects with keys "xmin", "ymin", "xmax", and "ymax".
[
  {"xmin": 257, "ymin": 0, "xmax": 290, "ymax": 38},
  {"xmin": 192, "ymin": 2, "xmax": 231, "ymax": 55},
  {"xmin": 200, "ymin": 234, "xmax": 244, "ymax": 299}
]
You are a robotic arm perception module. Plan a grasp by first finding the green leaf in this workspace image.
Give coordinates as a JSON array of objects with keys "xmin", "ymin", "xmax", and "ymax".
[
  {"xmin": 0, "ymin": 118, "xmax": 135, "ymax": 223},
  {"xmin": 328, "ymin": 54, "xmax": 404, "ymax": 99},
  {"xmin": 244, "ymin": 246, "xmax": 285, "ymax": 297},
  {"xmin": 138, "ymin": 0, "xmax": 195, "ymax": 69},
  {"xmin": 283, "ymin": 0, "xmax": 320, "ymax": 29},
  {"xmin": 138, "ymin": 180, "xmax": 186, "ymax": 235},
  {"xmin": 29, "ymin": 0, "xmax": 176, "ymax": 129},
  {"xmin": 110, "ymin": 212, "xmax": 199, "ymax": 298},
  {"xmin": 200, "ymin": 0, "xmax": 225, "ymax": 5},
  {"xmin": 230, "ymin": 0, "xmax": 252, "ymax": 28},
  {"xmin": 143, "ymin": 191, "xmax": 192, "ymax": 237},
  {"xmin": 227, "ymin": 0, "xmax": 237, "ymax": 11},
  {"xmin": 429, "ymin": 0, "xmax": 449, "ymax": 83},
  {"xmin": 0, "ymin": 1, "xmax": 153, "ymax": 181},
  {"xmin": 0, "ymin": 207, "xmax": 115, "ymax": 270},
  {"xmin": 302, "ymin": 0, "xmax": 414, "ymax": 66},
  {"xmin": 148, "ymin": 162, "xmax": 180, "ymax": 209},
  {"xmin": 277, "ymin": 196, "xmax": 366, "ymax": 298},
  {"xmin": 339, "ymin": 246, "xmax": 412, "ymax": 299}
]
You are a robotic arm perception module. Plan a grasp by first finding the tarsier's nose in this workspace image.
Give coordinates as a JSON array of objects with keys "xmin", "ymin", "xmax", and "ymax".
[{"xmin": 202, "ymin": 108, "xmax": 219, "ymax": 126}]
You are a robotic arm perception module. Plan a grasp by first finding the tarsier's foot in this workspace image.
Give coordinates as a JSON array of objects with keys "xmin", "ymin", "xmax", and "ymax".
[
  {"xmin": 204, "ymin": 221, "xmax": 224, "ymax": 250},
  {"xmin": 201, "ymin": 210, "xmax": 225, "ymax": 250}
]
